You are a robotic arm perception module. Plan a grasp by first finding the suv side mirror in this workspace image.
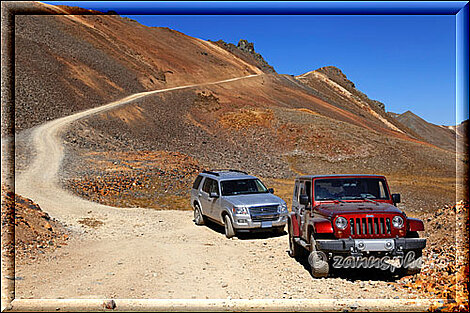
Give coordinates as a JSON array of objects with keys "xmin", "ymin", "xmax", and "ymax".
[
  {"xmin": 392, "ymin": 193, "xmax": 401, "ymax": 204},
  {"xmin": 299, "ymin": 194, "xmax": 309, "ymax": 206},
  {"xmin": 210, "ymin": 192, "xmax": 219, "ymax": 198},
  {"xmin": 268, "ymin": 188, "xmax": 274, "ymax": 194}
]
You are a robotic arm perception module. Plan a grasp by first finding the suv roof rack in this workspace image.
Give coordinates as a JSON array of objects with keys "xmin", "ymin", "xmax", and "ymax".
[
  {"xmin": 202, "ymin": 169, "xmax": 248, "ymax": 176},
  {"xmin": 202, "ymin": 170, "xmax": 219, "ymax": 176}
]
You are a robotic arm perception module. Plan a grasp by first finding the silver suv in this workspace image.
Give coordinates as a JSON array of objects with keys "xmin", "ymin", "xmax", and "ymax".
[{"xmin": 190, "ymin": 170, "xmax": 288, "ymax": 238}]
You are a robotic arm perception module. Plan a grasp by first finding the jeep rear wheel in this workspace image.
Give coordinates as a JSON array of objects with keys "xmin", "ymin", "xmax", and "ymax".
[
  {"xmin": 224, "ymin": 215, "xmax": 236, "ymax": 239},
  {"xmin": 309, "ymin": 233, "xmax": 329, "ymax": 278},
  {"xmin": 193, "ymin": 204, "xmax": 205, "ymax": 225},
  {"xmin": 288, "ymin": 220, "xmax": 302, "ymax": 258}
]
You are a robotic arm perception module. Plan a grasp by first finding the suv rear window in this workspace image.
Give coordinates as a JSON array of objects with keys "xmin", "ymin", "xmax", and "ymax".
[{"xmin": 192, "ymin": 175, "xmax": 203, "ymax": 190}]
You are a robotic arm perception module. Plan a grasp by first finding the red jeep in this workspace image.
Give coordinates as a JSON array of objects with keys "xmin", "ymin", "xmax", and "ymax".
[{"xmin": 288, "ymin": 174, "xmax": 426, "ymax": 278}]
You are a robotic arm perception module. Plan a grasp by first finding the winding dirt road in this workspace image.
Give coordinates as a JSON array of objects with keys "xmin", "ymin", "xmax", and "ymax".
[{"xmin": 12, "ymin": 75, "xmax": 430, "ymax": 311}]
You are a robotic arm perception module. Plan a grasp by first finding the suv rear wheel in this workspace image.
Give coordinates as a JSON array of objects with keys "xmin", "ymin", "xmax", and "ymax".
[{"xmin": 224, "ymin": 214, "xmax": 236, "ymax": 239}]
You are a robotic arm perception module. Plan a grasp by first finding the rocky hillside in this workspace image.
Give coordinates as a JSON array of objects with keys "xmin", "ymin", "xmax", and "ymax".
[
  {"xmin": 449, "ymin": 119, "xmax": 469, "ymax": 138},
  {"xmin": 11, "ymin": 2, "xmax": 462, "ymax": 211},
  {"xmin": 295, "ymin": 66, "xmax": 422, "ymax": 139},
  {"xmin": 389, "ymin": 111, "xmax": 458, "ymax": 151},
  {"xmin": 1, "ymin": 186, "xmax": 69, "ymax": 259},
  {"xmin": 13, "ymin": 2, "xmax": 269, "ymax": 132},
  {"xmin": 210, "ymin": 39, "xmax": 276, "ymax": 74}
]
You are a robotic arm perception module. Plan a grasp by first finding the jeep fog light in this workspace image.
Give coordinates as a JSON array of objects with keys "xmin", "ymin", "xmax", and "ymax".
[
  {"xmin": 392, "ymin": 216, "xmax": 404, "ymax": 229},
  {"xmin": 335, "ymin": 216, "xmax": 348, "ymax": 230},
  {"xmin": 238, "ymin": 219, "xmax": 247, "ymax": 224},
  {"xmin": 357, "ymin": 241, "xmax": 365, "ymax": 250},
  {"xmin": 385, "ymin": 241, "xmax": 393, "ymax": 250}
]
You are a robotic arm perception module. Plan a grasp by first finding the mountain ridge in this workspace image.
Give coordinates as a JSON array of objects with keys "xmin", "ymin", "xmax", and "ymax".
[{"xmin": 9, "ymin": 1, "xmax": 460, "ymax": 211}]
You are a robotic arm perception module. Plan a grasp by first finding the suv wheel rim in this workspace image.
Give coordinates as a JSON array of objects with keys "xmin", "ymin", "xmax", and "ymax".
[{"xmin": 194, "ymin": 206, "xmax": 201, "ymax": 223}]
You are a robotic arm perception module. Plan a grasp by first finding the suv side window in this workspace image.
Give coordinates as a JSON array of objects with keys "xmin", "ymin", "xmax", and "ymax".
[
  {"xmin": 192, "ymin": 175, "xmax": 203, "ymax": 190},
  {"xmin": 202, "ymin": 177, "xmax": 212, "ymax": 194},
  {"xmin": 209, "ymin": 180, "xmax": 220, "ymax": 196}
]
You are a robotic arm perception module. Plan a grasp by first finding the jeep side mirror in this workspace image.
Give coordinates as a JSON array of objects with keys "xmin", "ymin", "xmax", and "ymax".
[
  {"xmin": 392, "ymin": 193, "xmax": 401, "ymax": 204},
  {"xmin": 210, "ymin": 192, "xmax": 219, "ymax": 198},
  {"xmin": 268, "ymin": 188, "xmax": 274, "ymax": 194},
  {"xmin": 299, "ymin": 194, "xmax": 309, "ymax": 206}
]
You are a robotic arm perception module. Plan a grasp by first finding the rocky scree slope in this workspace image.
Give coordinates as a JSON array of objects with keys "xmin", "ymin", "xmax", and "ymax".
[
  {"xmin": 13, "ymin": 2, "xmax": 269, "ymax": 132},
  {"xmin": 11, "ymin": 2, "xmax": 459, "ymax": 212},
  {"xmin": 295, "ymin": 66, "xmax": 423, "ymax": 140},
  {"xmin": 389, "ymin": 111, "xmax": 462, "ymax": 151}
]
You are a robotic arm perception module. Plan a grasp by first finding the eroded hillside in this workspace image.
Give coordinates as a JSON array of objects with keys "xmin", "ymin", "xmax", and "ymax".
[{"xmin": 11, "ymin": 2, "xmax": 461, "ymax": 212}]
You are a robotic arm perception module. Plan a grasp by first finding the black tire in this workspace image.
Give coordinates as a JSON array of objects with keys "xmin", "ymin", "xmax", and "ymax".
[
  {"xmin": 224, "ymin": 214, "xmax": 236, "ymax": 239},
  {"xmin": 398, "ymin": 249, "xmax": 423, "ymax": 276},
  {"xmin": 288, "ymin": 220, "xmax": 302, "ymax": 258},
  {"xmin": 193, "ymin": 204, "xmax": 205, "ymax": 225},
  {"xmin": 309, "ymin": 233, "xmax": 329, "ymax": 278},
  {"xmin": 406, "ymin": 231, "xmax": 419, "ymax": 238}
]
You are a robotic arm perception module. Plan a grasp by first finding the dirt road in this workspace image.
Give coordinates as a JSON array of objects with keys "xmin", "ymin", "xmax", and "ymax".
[{"xmin": 12, "ymin": 75, "xmax": 429, "ymax": 311}]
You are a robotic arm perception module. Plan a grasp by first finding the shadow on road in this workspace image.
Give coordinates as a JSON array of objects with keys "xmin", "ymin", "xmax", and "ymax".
[{"xmin": 291, "ymin": 252, "xmax": 402, "ymax": 282}]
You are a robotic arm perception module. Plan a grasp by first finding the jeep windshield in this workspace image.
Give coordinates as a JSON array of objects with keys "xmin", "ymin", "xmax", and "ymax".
[
  {"xmin": 221, "ymin": 179, "xmax": 268, "ymax": 196},
  {"xmin": 314, "ymin": 178, "xmax": 390, "ymax": 201}
]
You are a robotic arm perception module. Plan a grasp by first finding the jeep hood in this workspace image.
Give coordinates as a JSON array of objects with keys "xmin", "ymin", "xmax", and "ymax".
[
  {"xmin": 314, "ymin": 202, "xmax": 402, "ymax": 218},
  {"xmin": 226, "ymin": 193, "xmax": 284, "ymax": 207}
]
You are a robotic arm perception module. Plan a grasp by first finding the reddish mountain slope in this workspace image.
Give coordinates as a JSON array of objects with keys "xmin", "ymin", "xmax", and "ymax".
[
  {"xmin": 390, "ymin": 111, "xmax": 457, "ymax": 151},
  {"xmin": 9, "ymin": 2, "xmax": 460, "ymax": 210},
  {"xmin": 14, "ymin": 2, "xmax": 267, "ymax": 131},
  {"xmin": 295, "ymin": 66, "xmax": 422, "ymax": 139}
]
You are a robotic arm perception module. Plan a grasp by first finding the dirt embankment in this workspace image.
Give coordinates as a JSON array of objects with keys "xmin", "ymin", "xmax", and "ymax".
[
  {"xmin": 398, "ymin": 201, "xmax": 469, "ymax": 312},
  {"xmin": 1, "ymin": 186, "xmax": 69, "ymax": 268}
]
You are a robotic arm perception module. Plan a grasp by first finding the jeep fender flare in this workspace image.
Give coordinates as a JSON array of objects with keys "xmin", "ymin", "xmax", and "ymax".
[
  {"xmin": 310, "ymin": 217, "xmax": 334, "ymax": 235},
  {"xmin": 407, "ymin": 217, "xmax": 424, "ymax": 232},
  {"xmin": 289, "ymin": 212, "xmax": 300, "ymax": 237}
]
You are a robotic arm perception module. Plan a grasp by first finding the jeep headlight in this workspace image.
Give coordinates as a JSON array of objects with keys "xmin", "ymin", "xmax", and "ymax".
[
  {"xmin": 278, "ymin": 203, "xmax": 288, "ymax": 213},
  {"xmin": 335, "ymin": 216, "xmax": 348, "ymax": 230},
  {"xmin": 392, "ymin": 216, "xmax": 404, "ymax": 228},
  {"xmin": 232, "ymin": 206, "xmax": 249, "ymax": 215}
]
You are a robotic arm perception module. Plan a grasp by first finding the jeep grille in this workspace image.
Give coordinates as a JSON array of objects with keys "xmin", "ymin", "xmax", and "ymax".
[
  {"xmin": 349, "ymin": 217, "xmax": 391, "ymax": 236},
  {"xmin": 336, "ymin": 213, "xmax": 402, "ymax": 238}
]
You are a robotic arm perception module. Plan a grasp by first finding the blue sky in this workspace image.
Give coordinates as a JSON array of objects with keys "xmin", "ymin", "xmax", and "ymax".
[{"xmin": 44, "ymin": 2, "xmax": 461, "ymax": 126}]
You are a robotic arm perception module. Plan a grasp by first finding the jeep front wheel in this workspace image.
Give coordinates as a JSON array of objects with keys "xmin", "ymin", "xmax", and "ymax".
[
  {"xmin": 399, "ymin": 249, "xmax": 423, "ymax": 276},
  {"xmin": 224, "ymin": 214, "xmax": 236, "ymax": 239},
  {"xmin": 309, "ymin": 233, "xmax": 329, "ymax": 278}
]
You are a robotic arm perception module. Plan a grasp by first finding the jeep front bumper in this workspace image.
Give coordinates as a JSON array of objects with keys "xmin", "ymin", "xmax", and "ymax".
[{"xmin": 315, "ymin": 238, "xmax": 426, "ymax": 255}]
